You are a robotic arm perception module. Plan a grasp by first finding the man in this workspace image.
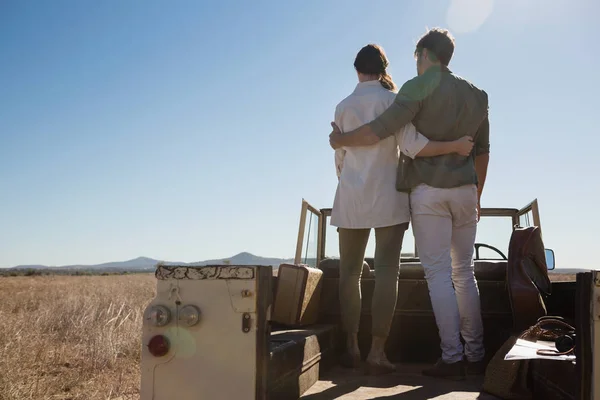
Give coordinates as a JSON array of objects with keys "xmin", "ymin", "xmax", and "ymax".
[{"xmin": 329, "ymin": 28, "xmax": 490, "ymax": 380}]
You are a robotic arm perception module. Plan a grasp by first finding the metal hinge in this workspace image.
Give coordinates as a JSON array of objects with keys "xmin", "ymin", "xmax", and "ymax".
[{"xmin": 242, "ymin": 313, "xmax": 251, "ymax": 333}]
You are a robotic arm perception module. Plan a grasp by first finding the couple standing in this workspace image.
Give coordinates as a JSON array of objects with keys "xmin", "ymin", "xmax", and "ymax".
[{"xmin": 329, "ymin": 28, "xmax": 490, "ymax": 380}]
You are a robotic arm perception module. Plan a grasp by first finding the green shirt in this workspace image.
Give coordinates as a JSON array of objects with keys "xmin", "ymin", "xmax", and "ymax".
[{"xmin": 368, "ymin": 65, "xmax": 490, "ymax": 191}]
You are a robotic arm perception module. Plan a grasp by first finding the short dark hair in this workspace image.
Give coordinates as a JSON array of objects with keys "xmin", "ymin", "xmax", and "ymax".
[{"xmin": 414, "ymin": 28, "xmax": 455, "ymax": 66}]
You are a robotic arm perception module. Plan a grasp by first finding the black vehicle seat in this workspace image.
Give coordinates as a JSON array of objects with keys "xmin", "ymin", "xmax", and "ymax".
[
  {"xmin": 339, "ymin": 258, "xmax": 510, "ymax": 282},
  {"xmin": 390, "ymin": 260, "xmax": 508, "ymax": 282},
  {"xmin": 317, "ymin": 258, "xmax": 371, "ymax": 278}
]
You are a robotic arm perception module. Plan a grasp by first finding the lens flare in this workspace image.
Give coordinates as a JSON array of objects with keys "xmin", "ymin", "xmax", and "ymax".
[{"xmin": 447, "ymin": 0, "xmax": 494, "ymax": 34}]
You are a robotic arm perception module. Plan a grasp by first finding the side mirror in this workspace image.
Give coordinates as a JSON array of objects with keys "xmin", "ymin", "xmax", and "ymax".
[{"xmin": 545, "ymin": 249, "xmax": 555, "ymax": 270}]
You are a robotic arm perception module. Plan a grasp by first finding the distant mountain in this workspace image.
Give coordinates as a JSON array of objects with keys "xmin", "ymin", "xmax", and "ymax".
[
  {"xmin": 62, "ymin": 256, "xmax": 162, "ymax": 270},
  {"xmin": 10, "ymin": 254, "xmax": 591, "ymax": 273},
  {"xmin": 11, "ymin": 256, "xmax": 160, "ymax": 271},
  {"xmin": 10, "ymin": 253, "xmax": 293, "ymax": 271},
  {"xmin": 11, "ymin": 264, "xmax": 48, "ymax": 270},
  {"xmin": 189, "ymin": 252, "xmax": 294, "ymax": 267}
]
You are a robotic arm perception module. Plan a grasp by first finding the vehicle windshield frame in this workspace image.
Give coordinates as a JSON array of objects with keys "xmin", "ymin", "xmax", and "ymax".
[
  {"xmin": 317, "ymin": 203, "xmax": 540, "ymax": 260},
  {"xmin": 295, "ymin": 199, "xmax": 542, "ymax": 266}
]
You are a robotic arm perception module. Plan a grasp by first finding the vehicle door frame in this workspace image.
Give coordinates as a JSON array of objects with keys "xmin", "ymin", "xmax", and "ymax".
[{"xmin": 294, "ymin": 199, "xmax": 324, "ymax": 267}]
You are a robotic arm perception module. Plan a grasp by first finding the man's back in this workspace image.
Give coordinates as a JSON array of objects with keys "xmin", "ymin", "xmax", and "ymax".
[
  {"xmin": 412, "ymin": 67, "xmax": 488, "ymax": 144},
  {"xmin": 370, "ymin": 65, "xmax": 489, "ymax": 190}
]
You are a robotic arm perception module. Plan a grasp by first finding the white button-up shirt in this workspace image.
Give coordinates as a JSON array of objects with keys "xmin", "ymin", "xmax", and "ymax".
[{"xmin": 330, "ymin": 80, "xmax": 429, "ymax": 229}]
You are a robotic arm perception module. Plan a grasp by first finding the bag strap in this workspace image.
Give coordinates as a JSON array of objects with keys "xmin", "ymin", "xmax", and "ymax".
[
  {"xmin": 520, "ymin": 317, "xmax": 576, "ymax": 357},
  {"xmin": 519, "ymin": 317, "xmax": 575, "ymax": 341},
  {"xmin": 536, "ymin": 318, "xmax": 575, "ymax": 332},
  {"xmin": 536, "ymin": 347, "xmax": 575, "ymax": 357}
]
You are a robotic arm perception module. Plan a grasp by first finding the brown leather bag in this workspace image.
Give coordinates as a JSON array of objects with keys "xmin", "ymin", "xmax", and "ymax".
[
  {"xmin": 482, "ymin": 316, "xmax": 575, "ymax": 400},
  {"xmin": 506, "ymin": 226, "xmax": 552, "ymax": 333},
  {"xmin": 482, "ymin": 335, "xmax": 531, "ymax": 400}
]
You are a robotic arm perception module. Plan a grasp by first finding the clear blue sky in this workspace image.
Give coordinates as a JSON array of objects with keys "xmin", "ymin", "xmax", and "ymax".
[{"xmin": 1, "ymin": 0, "xmax": 597, "ymax": 268}]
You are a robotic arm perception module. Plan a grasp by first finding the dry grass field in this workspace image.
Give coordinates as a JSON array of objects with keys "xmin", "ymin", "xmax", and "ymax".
[
  {"xmin": 0, "ymin": 274, "xmax": 156, "ymax": 400},
  {"xmin": 0, "ymin": 271, "xmax": 577, "ymax": 400},
  {"xmin": 548, "ymin": 273, "xmax": 577, "ymax": 282}
]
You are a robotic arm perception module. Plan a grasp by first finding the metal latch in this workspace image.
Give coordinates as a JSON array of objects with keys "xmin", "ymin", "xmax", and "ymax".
[{"xmin": 242, "ymin": 313, "xmax": 251, "ymax": 333}]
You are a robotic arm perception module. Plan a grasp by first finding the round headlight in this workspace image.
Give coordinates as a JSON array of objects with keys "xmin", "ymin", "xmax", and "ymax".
[
  {"xmin": 178, "ymin": 305, "xmax": 201, "ymax": 327},
  {"xmin": 148, "ymin": 305, "xmax": 171, "ymax": 327}
]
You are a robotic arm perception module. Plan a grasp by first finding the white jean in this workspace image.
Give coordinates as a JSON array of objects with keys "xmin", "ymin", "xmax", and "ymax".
[{"xmin": 410, "ymin": 183, "xmax": 485, "ymax": 363}]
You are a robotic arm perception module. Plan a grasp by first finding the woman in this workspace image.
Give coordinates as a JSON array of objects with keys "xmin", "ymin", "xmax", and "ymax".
[{"xmin": 331, "ymin": 44, "xmax": 473, "ymax": 375}]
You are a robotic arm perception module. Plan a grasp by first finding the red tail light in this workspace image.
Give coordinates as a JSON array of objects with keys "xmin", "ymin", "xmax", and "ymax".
[{"xmin": 148, "ymin": 335, "xmax": 170, "ymax": 357}]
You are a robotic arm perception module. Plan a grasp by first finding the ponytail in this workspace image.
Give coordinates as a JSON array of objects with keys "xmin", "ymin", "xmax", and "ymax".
[
  {"xmin": 354, "ymin": 44, "xmax": 397, "ymax": 91},
  {"xmin": 379, "ymin": 71, "xmax": 397, "ymax": 91}
]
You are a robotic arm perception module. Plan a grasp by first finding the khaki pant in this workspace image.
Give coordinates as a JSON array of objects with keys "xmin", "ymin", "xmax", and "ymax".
[
  {"xmin": 410, "ymin": 183, "xmax": 485, "ymax": 363},
  {"xmin": 338, "ymin": 223, "xmax": 408, "ymax": 338}
]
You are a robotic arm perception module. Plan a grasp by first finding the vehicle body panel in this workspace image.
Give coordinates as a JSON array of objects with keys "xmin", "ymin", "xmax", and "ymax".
[{"xmin": 140, "ymin": 264, "xmax": 271, "ymax": 400}]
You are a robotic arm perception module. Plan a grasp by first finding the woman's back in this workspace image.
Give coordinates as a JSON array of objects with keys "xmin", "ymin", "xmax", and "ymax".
[
  {"xmin": 331, "ymin": 81, "xmax": 410, "ymax": 229},
  {"xmin": 335, "ymin": 80, "xmax": 398, "ymax": 170}
]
